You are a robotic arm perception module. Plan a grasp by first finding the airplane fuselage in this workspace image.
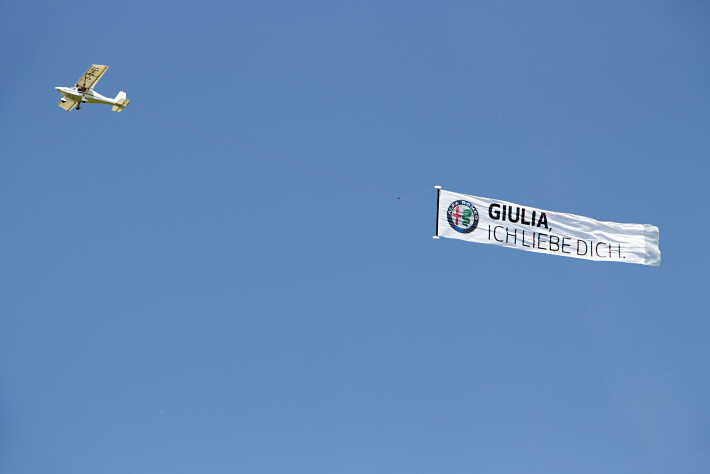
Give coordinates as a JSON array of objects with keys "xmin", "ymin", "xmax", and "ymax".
[{"xmin": 55, "ymin": 86, "xmax": 117, "ymax": 106}]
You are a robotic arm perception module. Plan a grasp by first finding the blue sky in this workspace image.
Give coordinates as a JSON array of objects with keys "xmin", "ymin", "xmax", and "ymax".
[{"xmin": 1, "ymin": 1, "xmax": 709, "ymax": 472}]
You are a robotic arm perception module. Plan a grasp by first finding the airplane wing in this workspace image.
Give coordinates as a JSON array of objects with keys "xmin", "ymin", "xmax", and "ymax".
[
  {"xmin": 75, "ymin": 65, "xmax": 108, "ymax": 91},
  {"xmin": 58, "ymin": 98, "xmax": 78, "ymax": 111}
]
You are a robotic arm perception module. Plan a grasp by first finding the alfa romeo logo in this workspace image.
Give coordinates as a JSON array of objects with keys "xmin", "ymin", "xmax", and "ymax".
[{"xmin": 447, "ymin": 200, "xmax": 479, "ymax": 233}]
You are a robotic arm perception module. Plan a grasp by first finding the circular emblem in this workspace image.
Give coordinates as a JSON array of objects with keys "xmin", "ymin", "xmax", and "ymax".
[{"xmin": 447, "ymin": 200, "xmax": 479, "ymax": 233}]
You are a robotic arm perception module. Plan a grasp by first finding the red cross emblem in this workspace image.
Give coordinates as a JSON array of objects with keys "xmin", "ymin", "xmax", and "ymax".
[{"xmin": 452, "ymin": 206, "xmax": 463, "ymax": 225}]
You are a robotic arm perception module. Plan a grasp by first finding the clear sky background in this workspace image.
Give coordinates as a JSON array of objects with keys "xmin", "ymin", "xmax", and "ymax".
[{"xmin": 1, "ymin": 1, "xmax": 709, "ymax": 473}]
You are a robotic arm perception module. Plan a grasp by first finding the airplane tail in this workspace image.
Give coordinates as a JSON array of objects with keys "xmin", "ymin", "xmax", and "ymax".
[{"xmin": 112, "ymin": 91, "xmax": 129, "ymax": 112}]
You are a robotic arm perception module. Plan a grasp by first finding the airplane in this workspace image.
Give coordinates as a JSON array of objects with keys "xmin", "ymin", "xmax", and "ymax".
[{"xmin": 55, "ymin": 65, "xmax": 129, "ymax": 112}]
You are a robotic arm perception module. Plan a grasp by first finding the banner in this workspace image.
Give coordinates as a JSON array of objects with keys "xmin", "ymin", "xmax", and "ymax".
[{"xmin": 435, "ymin": 189, "xmax": 660, "ymax": 266}]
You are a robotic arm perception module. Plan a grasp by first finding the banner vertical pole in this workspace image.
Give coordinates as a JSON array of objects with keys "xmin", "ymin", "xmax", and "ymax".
[{"xmin": 434, "ymin": 186, "xmax": 441, "ymax": 239}]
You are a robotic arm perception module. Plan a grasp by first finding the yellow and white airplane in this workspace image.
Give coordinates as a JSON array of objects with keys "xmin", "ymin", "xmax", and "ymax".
[{"xmin": 55, "ymin": 65, "xmax": 129, "ymax": 112}]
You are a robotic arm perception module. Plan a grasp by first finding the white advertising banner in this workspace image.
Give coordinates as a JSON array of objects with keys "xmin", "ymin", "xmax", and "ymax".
[{"xmin": 436, "ymin": 189, "xmax": 660, "ymax": 266}]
